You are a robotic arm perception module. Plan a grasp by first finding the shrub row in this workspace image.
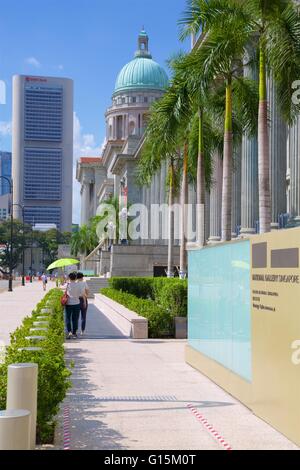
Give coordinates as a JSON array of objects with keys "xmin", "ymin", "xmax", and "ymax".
[
  {"xmin": 109, "ymin": 277, "xmax": 188, "ymax": 318},
  {"xmin": 101, "ymin": 287, "xmax": 173, "ymax": 338},
  {"xmin": 0, "ymin": 288, "xmax": 72, "ymax": 444}
]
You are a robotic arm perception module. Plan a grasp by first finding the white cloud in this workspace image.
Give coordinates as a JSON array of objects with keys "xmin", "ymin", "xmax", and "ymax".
[
  {"xmin": 58, "ymin": 65, "xmax": 64, "ymax": 71},
  {"xmin": 0, "ymin": 121, "xmax": 12, "ymax": 136},
  {"xmin": 25, "ymin": 57, "xmax": 41, "ymax": 68},
  {"xmin": 73, "ymin": 112, "xmax": 103, "ymax": 224}
]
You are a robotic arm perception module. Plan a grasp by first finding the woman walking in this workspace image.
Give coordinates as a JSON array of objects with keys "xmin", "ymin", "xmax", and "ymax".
[
  {"xmin": 77, "ymin": 272, "xmax": 90, "ymax": 336},
  {"xmin": 65, "ymin": 272, "xmax": 86, "ymax": 339},
  {"xmin": 41, "ymin": 273, "xmax": 48, "ymax": 291}
]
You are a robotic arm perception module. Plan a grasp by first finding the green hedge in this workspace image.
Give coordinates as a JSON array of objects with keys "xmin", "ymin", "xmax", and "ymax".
[
  {"xmin": 0, "ymin": 289, "xmax": 72, "ymax": 444},
  {"xmin": 109, "ymin": 277, "xmax": 154, "ymax": 299},
  {"xmin": 103, "ymin": 277, "xmax": 187, "ymax": 338},
  {"xmin": 101, "ymin": 287, "xmax": 173, "ymax": 338},
  {"xmin": 108, "ymin": 277, "xmax": 187, "ymax": 318}
]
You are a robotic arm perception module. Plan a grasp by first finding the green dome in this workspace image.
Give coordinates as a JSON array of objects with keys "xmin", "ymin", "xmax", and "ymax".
[{"xmin": 114, "ymin": 31, "xmax": 168, "ymax": 95}]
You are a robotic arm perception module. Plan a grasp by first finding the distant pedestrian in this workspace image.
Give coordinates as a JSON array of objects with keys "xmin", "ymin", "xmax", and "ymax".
[
  {"xmin": 77, "ymin": 273, "xmax": 90, "ymax": 336},
  {"xmin": 65, "ymin": 272, "xmax": 86, "ymax": 340},
  {"xmin": 41, "ymin": 273, "xmax": 48, "ymax": 291}
]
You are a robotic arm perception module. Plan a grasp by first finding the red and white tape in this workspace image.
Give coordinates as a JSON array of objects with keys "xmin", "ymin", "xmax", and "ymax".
[
  {"xmin": 63, "ymin": 406, "xmax": 71, "ymax": 450},
  {"xmin": 187, "ymin": 404, "xmax": 232, "ymax": 451}
]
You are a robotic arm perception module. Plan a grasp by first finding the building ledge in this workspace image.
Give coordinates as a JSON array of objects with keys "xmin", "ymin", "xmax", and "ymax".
[{"xmin": 110, "ymin": 154, "xmax": 134, "ymax": 175}]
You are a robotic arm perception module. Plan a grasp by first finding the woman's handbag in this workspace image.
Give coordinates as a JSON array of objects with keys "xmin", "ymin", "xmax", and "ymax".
[{"xmin": 61, "ymin": 286, "xmax": 69, "ymax": 306}]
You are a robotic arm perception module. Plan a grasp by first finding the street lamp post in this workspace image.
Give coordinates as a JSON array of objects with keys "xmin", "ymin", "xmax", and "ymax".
[
  {"xmin": 12, "ymin": 204, "xmax": 25, "ymax": 287},
  {"xmin": 30, "ymin": 217, "xmax": 36, "ymax": 283},
  {"xmin": 0, "ymin": 176, "xmax": 13, "ymax": 292},
  {"xmin": 30, "ymin": 225, "xmax": 33, "ymax": 283}
]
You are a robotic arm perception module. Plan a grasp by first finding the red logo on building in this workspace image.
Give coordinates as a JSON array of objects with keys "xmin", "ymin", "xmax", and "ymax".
[{"xmin": 25, "ymin": 77, "xmax": 48, "ymax": 83}]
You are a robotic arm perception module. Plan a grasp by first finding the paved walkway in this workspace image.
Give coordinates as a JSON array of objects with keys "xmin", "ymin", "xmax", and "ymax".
[
  {"xmin": 57, "ymin": 302, "xmax": 299, "ymax": 451},
  {"xmin": 0, "ymin": 280, "xmax": 21, "ymax": 294},
  {"xmin": 0, "ymin": 281, "xmax": 56, "ymax": 347}
]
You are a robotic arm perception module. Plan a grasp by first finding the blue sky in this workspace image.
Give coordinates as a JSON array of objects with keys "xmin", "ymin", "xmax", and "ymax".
[{"xmin": 0, "ymin": 0, "xmax": 189, "ymax": 223}]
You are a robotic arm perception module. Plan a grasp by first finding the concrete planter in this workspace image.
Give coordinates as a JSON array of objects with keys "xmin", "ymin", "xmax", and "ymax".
[
  {"xmin": 175, "ymin": 317, "xmax": 187, "ymax": 339},
  {"xmin": 94, "ymin": 294, "xmax": 148, "ymax": 339}
]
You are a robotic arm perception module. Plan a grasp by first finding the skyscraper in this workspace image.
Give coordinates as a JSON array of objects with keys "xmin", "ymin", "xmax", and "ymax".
[
  {"xmin": 12, "ymin": 75, "xmax": 73, "ymax": 231},
  {"xmin": 0, "ymin": 151, "xmax": 12, "ymax": 195}
]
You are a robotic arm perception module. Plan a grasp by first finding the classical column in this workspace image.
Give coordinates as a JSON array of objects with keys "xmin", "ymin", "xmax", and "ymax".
[
  {"xmin": 268, "ymin": 77, "xmax": 287, "ymax": 228},
  {"xmin": 205, "ymin": 190, "xmax": 210, "ymax": 243},
  {"xmin": 208, "ymin": 153, "xmax": 223, "ymax": 242},
  {"xmin": 289, "ymin": 115, "xmax": 300, "ymax": 219},
  {"xmin": 160, "ymin": 161, "xmax": 167, "ymax": 245},
  {"xmin": 231, "ymin": 146, "xmax": 242, "ymax": 237},
  {"xmin": 188, "ymin": 183, "xmax": 196, "ymax": 243},
  {"xmin": 113, "ymin": 117, "xmax": 116, "ymax": 140},
  {"xmin": 145, "ymin": 186, "xmax": 151, "ymax": 245},
  {"xmin": 240, "ymin": 48, "xmax": 259, "ymax": 235},
  {"xmin": 151, "ymin": 172, "xmax": 159, "ymax": 244},
  {"xmin": 81, "ymin": 180, "xmax": 90, "ymax": 226},
  {"xmin": 240, "ymin": 137, "xmax": 258, "ymax": 234}
]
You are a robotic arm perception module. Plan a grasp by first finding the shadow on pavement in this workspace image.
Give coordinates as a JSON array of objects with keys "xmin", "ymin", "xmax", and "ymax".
[{"xmin": 64, "ymin": 347, "xmax": 128, "ymax": 450}]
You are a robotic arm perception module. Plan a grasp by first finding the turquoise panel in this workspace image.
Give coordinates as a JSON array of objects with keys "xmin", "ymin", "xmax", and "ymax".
[{"xmin": 188, "ymin": 241, "xmax": 252, "ymax": 382}]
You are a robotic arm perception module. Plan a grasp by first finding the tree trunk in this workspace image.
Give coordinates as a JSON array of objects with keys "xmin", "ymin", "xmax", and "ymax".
[
  {"xmin": 197, "ymin": 109, "xmax": 205, "ymax": 246},
  {"xmin": 167, "ymin": 158, "xmax": 175, "ymax": 278},
  {"xmin": 258, "ymin": 45, "xmax": 271, "ymax": 233},
  {"xmin": 180, "ymin": 143, "xmax": 188, "ymax": 279},
  {"xmin": 221, "ymin": 79, "xmax": 233, "ymax": 242}
]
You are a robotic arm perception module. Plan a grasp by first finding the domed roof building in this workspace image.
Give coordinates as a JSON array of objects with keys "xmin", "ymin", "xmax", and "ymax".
[
  {"xmin": 114, "ymin": 32, "xmax": 168, "ymax": 95},
  {"xmin": 106, "ymin": 30, "xmax": 168, "ymax": 141},
  {"xmin": 77, "ymin": 31, "xmax": 180, "ymax": 276}
]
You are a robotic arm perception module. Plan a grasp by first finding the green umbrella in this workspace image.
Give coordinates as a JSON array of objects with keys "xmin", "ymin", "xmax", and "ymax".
[{"xmin": 47, "ymin": 258, "xmax": 80, "ymax": 271}]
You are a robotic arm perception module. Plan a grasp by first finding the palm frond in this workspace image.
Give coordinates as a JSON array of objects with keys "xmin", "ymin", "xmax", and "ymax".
[{"xmin": 178, "ymin": 0, "xmax": 253, "ymax": 41}]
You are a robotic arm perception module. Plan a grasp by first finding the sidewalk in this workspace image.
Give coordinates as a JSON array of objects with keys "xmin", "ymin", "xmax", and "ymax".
[
  {"xmin": 0, "ymin": 281, "xmax": 56, "ymax": 347},
  {"xmin": 57, "ymin": 302, "xmax": 299, "ymax": 451}
]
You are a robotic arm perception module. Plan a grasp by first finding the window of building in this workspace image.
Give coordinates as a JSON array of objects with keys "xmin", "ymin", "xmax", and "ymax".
[
  {"xmin": 24, "ymin": 206, "xmax": 61, "ymax": 230},
  {"xmin": 24, "ymin": 148, "xmax": 62, "ymax": 201},
  {"xmin": 24, "ymin": 86, "xmax": 63, "ymax": 142}
]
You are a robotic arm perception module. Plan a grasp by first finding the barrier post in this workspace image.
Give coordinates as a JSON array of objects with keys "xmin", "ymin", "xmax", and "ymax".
[
  {"xmin": 7, "ymin": 363, "xmax": 38, "ymax": 450},
  {"xmin": 0, "ymin": 410, "xmax": 31, "ymax": 450}
]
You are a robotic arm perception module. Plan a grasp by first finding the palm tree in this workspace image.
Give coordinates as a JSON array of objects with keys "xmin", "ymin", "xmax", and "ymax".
[
  {"xmin": 138, "ymin": 69, "xmax": 191, "ymax": 278},
  {"xmin": 70, "ymin": 225, "xmax": 93, "ymax": 259},
  {"xmin": 179, "ymin": 0, "xmax": 300, "ymax": 234},
  {"xmin": 249, "ymin": 0, "xmax": 300, "ymax": 233},
  {"xmin": 180, "ymin": 17, "xmax": 257, "ymax": 241},
  {"xmin": 173, "ymin": 55, "xmax": 225, "ymax": 246}
]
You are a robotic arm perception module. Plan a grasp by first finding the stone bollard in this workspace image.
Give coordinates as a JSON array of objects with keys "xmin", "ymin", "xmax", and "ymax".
[
  {"xmin": 42, "ymin": 308, "xmax": 53, "ymax": 314},
  {"xmin": 30, "ymin": 328, "xmax": 48, "ymax": 334},
  {"xmin": 33, "ymin": 322, "xmax": 49, "ymax": 328},
  {"xmin": 7, "ymin": 364, "xmax": 38, "ymax": 450},
  {"xmin": 0, "ymin": 410, "xmax": 31, "ymax": 450},
  {"xmin": 18, "ymin": 348, "xmax": 42, "ymax": 353},
  {"xmin": 25, "ymin": 336, "xmax": 46, "ymax": 343}
]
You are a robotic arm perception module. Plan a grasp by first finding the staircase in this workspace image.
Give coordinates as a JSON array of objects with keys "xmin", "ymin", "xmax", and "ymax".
[{"xmin": 86, "ymin": 278, "xmax": 109, "ymax": 299}]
